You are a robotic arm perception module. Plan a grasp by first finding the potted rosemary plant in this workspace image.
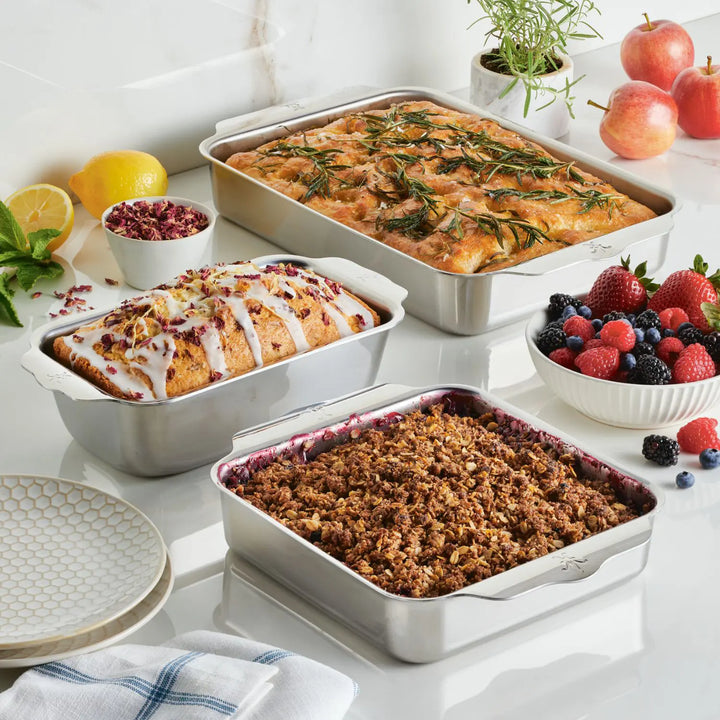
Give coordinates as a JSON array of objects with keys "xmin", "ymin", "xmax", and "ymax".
[{"xmin": 468, "ymin": 0, "xmax": 602, "ymax": 137}]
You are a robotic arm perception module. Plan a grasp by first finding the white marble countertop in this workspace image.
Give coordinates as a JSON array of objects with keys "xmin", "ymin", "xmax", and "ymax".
[{"xmin": 2, "ymin": 13, "xmax": 720, "ymax": 717}]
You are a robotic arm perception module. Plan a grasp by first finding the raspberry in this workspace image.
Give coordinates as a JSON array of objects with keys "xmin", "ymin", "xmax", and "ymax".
[
  {"xmin": 642, "ymin": 434, "xmax": 679, "ymax": 466},
  {"xmin": 584, "ymin": 338, "xmax": 605, "ymax": 350},
  {"xmin": 549, "ymin": 347, "xmax": 578, "ymax": 369},
  {"xmin": 600, "ymin": 320, "xmax": 636, "ymax": 351},
  {"xmin": 655, "ymin": 336, "xmax": 685, "ymax": 367},
  {"xmin": 672, "ymin": 343, "xmax": 716, "ymax": 384},
  {"xmin": 658, "ymin": 307, "xmax": 690, "ymax": 332},
  {"xmin": 574, "ymin": 346, "xmax": 620, "ymax": 379},
  {"xmin": 562, "ymin": 315, "xmax": 595, "ymax": 342},
  {"xmin": 677, "ymin": 417, "xmax": 720, "ymax": 454}
]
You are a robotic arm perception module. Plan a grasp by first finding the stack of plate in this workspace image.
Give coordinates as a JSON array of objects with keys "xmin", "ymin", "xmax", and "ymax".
[{"xmin": 0, "ymin": 474, "xmax": 173, "ymax": 668}]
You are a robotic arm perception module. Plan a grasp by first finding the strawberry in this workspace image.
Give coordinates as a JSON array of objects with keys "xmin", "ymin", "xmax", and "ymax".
[
  {"xmin": 585, "ymin": 256, "xmax": 657, "ymax": 319},
  {"xmin": 575, "ymin": 346, "xmax": 620, "ymax": 379},
  {"xmin": 677, "ymin": 417, "xmax": 720, "ymax": 453},
  {"xmin": 600, "ymin": 320, "xmax": 636, "ymax": 352},
  {"xmin": 672, "ymin": 343, "xmax": 717, "ymax": 384},
  {"xmin": 655, "ymin": 336, "xmax": 685, "ymax": 367},
  {"xmin": 648, "ymin": 255, "xmax": 720, "ymax": 333}
]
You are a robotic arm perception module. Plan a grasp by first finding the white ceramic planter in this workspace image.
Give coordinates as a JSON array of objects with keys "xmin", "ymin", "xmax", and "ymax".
[{"xmin": 470, "ymin": 49, "xmax": 573, "ymax": 138}]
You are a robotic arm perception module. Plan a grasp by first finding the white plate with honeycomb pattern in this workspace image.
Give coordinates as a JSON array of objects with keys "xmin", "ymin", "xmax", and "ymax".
[
  {"xmin": 0, "ymin": 474, "xmax": 166, "ymax": 650},
  {"xmin": 0, "ymin": 554, "xmax": 173, "ymax": 668}
]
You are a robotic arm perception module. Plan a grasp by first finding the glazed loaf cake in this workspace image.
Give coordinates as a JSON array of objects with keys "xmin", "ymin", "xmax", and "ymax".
[
  {"xmin": 224, "ymin": 403, "xmax": 644, "ymax": 598},
  {"xmin": 226, "ymin": 100, "xmax": 657, "ymax": 273},
  {"xmin": 53, "ymin": 261, "xmax": 381, "ymax": 401}
]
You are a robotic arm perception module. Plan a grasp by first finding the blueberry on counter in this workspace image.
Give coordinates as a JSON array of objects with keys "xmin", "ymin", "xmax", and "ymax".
[
  {"xmin": 676, "ymin": 471, "xmax": 695, "ymax": 489},
  {"xmin": 699, "ymin": 448, "xmax": 720, "ymax": 469}
]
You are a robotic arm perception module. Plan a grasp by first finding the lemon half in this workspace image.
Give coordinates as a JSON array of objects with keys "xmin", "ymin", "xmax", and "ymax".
[
  {"xmin": 69, "ymin": 150, "xmax": 168, "ymax": 220},
  {"xmin": 6, "ymin": 183, "xmax": 75, "ymax": 253}
]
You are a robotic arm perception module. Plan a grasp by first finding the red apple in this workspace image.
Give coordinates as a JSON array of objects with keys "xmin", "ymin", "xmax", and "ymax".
[
  {"xmin": 671, "ymin": 56, "xmax": 720, "ymax": 138},
  {"xmin": 620, "ymin": 14, "xmax": 694, "ymax": 91},
  {"xmin": 588, "ymin": 81, "xmax": 678, "ymax": 160}
]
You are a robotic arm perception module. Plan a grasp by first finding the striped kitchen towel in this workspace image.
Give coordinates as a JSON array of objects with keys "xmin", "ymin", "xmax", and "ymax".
[{"xmin": 0, "ymin": 631, "xmax": 357, "ymax": 720}]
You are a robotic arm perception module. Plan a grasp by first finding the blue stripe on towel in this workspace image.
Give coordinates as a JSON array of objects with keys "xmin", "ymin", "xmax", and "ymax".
[
  {"xmin": 36, "ymin": 652, "xmax": 238, "ymax": 718},
  {"xmin": 251, "ymin": 649, "xmax": 295, "ymax": 665}
]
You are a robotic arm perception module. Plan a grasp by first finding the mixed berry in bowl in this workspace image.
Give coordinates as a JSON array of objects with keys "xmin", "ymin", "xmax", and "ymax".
[{"xmin": 535, "ymin": 254, "xmax": 720, "ymax": 385}]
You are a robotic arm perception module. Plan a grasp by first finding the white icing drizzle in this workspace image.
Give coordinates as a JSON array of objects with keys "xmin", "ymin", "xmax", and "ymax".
[{"xmin": 60, "ymin": 261, "xmax": 376, "ymax": 401}]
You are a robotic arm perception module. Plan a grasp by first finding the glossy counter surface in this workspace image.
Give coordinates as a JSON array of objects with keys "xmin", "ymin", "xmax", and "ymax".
[{"xmin": 2, "ymin": 14, "xmax": 720, "ymax": 718}]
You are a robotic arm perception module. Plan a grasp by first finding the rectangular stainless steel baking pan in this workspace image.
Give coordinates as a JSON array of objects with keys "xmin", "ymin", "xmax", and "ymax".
[
  {"xmin": 211, "ymin": 383, "xmax": 662, "ymax": 663},
  {"xmin": 199, "ymin": 86, "xmax": 679, "ymax": 335},
  {"xmin": 21, "ymin": 255, "xmax": 407, "ymax": 477}
]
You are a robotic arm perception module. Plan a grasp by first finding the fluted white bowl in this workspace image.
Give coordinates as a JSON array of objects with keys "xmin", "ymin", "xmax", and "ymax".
[{"xmin": 526, "ymin": 308, "xmax": 720, "ymax": 429}]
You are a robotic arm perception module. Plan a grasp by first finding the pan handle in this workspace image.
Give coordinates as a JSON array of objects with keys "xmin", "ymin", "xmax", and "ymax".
[{"xmin": 456, "ymin": 527, "xmax": 651, "ymax": 601}]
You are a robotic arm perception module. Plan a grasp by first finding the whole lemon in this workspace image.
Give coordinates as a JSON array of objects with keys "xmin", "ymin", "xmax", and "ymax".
[{"xmin": 69, "ymin": 150, "xmax": 168, "ymax": 219}]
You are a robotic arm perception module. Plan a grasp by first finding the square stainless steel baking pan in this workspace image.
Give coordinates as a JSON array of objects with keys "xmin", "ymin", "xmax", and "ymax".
[
  {"xmin": 211, "ymin": 383, "xmax": 662, "ymax": 663},
  {"xmin": 199, "ymin": 86, "xmax": 678, "ymax": 335},
  {"xmin": 20, "ymin": 255, "xmax": 406, "ymax": 477}
]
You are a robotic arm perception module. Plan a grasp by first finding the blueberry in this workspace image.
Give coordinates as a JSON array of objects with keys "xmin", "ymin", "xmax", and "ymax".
[
  {"xmin": 566, "ymin": 335, "xmax": 585, "ymax": 351},
  {"xmin": 626, "ymin": 313, "xmax": 636, "ymax": 326},
  {"xmin": 699, "ymin": 448, "xmax": 720, "ymax": 470},
  {"xmin": 663, "ymin": 328, "xmax": 675, "ymax": 337},
  {"xmin": 677, "ymin": 322, "xmax": 696, "ymax": 334},
  {"xmin": 676, "ymin": 471, "xmax": 695, "ymax": 489},
  {"xmin": 578, "ymin": 305, "xmax": 592, "ymax": 319},
  {"xmin": 646, "ymin": 327, "xmax": 662, "ymax": 345},
  {"xmin": 562, "ymin": 305, "xmax": 578, "ymax": 320},
  {"xmin": 634, "ymin": 327, "xmax": 646, "ymax": 343},
  {"xmin": 620, "ymin": 352, "xmax": 637, "ymax": 371},
  {"xmin": 591, "ymin": 318, "xmax": 603, "ymax": 332}
]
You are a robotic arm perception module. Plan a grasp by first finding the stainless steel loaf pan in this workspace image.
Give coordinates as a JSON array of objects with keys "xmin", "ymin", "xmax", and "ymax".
[
  {"xmin": 211, "ymin": 383, "xmax": 662, "ymax": 663},
  {"xmin": 21, "ymin": 255, "xmax": 407, "ymax": 477},
  {"xmin": 199, "ymin": 86, "xmax": 678, "ymax": 335}
]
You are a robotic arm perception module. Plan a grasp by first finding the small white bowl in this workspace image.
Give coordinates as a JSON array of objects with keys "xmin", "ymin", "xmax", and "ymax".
[
  {"xmin": 526, "ymin": 308, "xmax": 720, "ymax": 429},
  {"xmin": 102, "ymin": 196, "xmax": 215, "ymax": 290}
]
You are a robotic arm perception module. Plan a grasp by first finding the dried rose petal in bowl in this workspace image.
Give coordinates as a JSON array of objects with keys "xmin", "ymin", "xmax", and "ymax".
[{"xmin": 104, "ymin": 199, "xmax": 209, "ymax": 241}]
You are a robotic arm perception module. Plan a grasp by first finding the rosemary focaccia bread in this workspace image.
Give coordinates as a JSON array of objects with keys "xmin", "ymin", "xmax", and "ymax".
[
  {"xmin": 225, "ymin": 100, "xmax": 656, "ymax": 273},
  {"xmin": 53, "ymin": 261, "xmax": 380, "ymax": 401}
]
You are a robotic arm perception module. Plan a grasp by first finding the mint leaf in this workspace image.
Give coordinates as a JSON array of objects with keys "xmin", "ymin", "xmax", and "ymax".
[
  {"xmin": 0, "ymin": 237, "xmax": 20, "ymax": 253},
  {"xmin": 27, "ymin": 228, "xmax": 60, "ymax": 261},
  {"xmin": 0, "ymin": 272, "xmax": 21, "ymax": 326},
  {"xmin": 0, "ymin": 250, "xmax": 33, "ymax": 266},
  {"xmin": 0, "ymin": 201, "xmax": 27, "ymax": 251},
  {"xmin": 14, "ymin": 258, "xmax": 63, "ymax": 291}
]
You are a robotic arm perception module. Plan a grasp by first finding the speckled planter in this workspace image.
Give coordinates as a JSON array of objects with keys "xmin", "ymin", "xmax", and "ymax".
[{"xmin": 470, "ymin": 49, "xmax": 573, "ymax": 138}]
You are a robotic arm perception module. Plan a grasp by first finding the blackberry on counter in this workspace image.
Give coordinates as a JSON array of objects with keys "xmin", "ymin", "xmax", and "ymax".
[
  {"xmin": 702, "ymin": 331, "xmax": 720, "ymax": 361},
  {"xmin": 642, "ymin": 434, "xmax": 679, "ymax": 466},
  {"xmin": 635, "ymin": 309, "xmax": 662, "ymax": 331},
  {"xmin": 536, "ymin": 325, "xmax": 567, "ymax": 355},
  {"xmin": 677, "ymin": 323, "xmax": 704, "ymax": 346},
  {"xmin": 629, "ymin": 354, "xmax": 672, "ymax": 385},
  {"xmin": 632, "ymin": 341, "xmax": 656, "ymax": 358},
  {"xmin": 548, "ymin": 293, "xmax": 583, "ymax": 319},
  {"xmin": 602, "ymin": 310, "xmax": 628, "ymax": 324}
]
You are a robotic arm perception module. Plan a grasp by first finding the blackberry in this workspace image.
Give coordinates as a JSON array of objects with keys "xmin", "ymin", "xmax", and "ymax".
[
  {"xmin": 548, "ymin": 293, "xmax": 583, "ymax": 319},
  {"xmin": 702, "ymin": 331, "xmax": 720, "ymax": 361},
  {"xmin": 678, "ymin": 324, "xmax": 704, "ymax": 346},
  {"xmin": 628, "ymin": 355, "xmax": 671, "ymax": 385},
  {"xmin": 536, "ymin": 325, "xmax": 566, "ymax": 355},
  {"xmin": 635, "ymin": 309, "xmax": 662, "ymax": 331},
  {"xmin": 602, "ymin": 310, "xmax": 628, "ymax": 324},
  {"xmin": 632, "ymin": 341, "xmax": 656, "ymax": 358},
  {"xmin": 642, "ymin": 434, "xmax": 679, "ymax": 466}
]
